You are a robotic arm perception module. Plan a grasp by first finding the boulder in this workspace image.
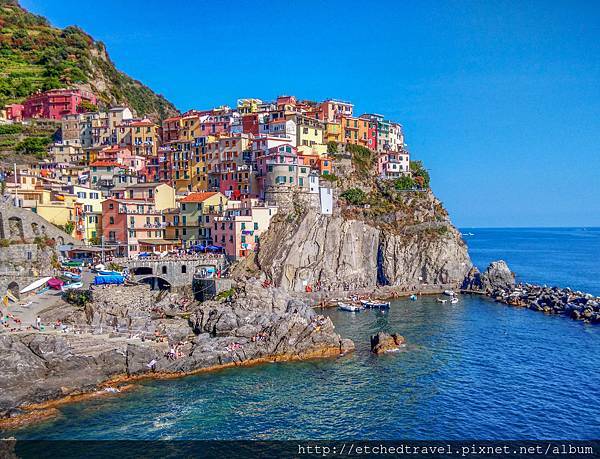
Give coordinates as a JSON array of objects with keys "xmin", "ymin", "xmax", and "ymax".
[{"xmin": 370, "ymin": 332, "xmax": 405, "ymax": 354}]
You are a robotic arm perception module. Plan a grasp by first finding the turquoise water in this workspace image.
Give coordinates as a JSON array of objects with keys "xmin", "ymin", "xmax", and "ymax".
[{"xmin": 6, "ymin": 228, "xmax": 600, "ymax": 439}]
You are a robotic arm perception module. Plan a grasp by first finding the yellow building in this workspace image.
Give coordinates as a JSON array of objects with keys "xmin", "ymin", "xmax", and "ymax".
[
  {"xmin": 72, "ymin": 185, "xmax": 104, "ymax": 243},
  {"xmin": 35, "ymin": 191, "xmax": 79, "ymax": 234},
  {"xmin": 293, "ymin": 114, "xmax": 325, "ymax": 148},
  {"xmin": 324, "ymin": 121, "xmax": 342, "ymax": 143}
]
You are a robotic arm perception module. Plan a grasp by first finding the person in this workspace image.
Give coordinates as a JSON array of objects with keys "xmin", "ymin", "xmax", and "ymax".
[{"xmin": 36, "ymin": 316, "xmax": 41, "ymax": 329}]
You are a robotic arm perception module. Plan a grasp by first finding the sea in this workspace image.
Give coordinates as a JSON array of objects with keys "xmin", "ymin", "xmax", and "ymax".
[{"xmin": 5, "ymin": 228, "xmax": 600, "ymax": 441}]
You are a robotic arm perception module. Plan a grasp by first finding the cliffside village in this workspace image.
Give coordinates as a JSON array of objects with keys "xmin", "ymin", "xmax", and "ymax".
[{"xmin": 1, "ymin": 90, "xmax": 411, "ymax": 259}]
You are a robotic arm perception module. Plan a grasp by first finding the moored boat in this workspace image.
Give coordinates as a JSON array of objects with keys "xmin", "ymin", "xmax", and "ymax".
[
  {"xmin": 409, "ymin": 294, "xmax": 417, "ymax": 301},
  {"xmin": 443, "ymin": 290, "xmax": 455, "ymax": 296},
  {"xmin": 61, "ymin": 281, "xmax": 83, "ymax": 291},
  {"xmin": 338, "ymin": 302, "xmax": 362, "ymax": 312},
  {"xmin": 360, "ymin": 299, "xmax": 391, "ymax": 309},
  {"xmin": 450, "ymin": 297, "xmax": 459, "ymax": 304},
  {"xmin": 437, "ymin": 298, "xmax": 448, "ymax": 304}
]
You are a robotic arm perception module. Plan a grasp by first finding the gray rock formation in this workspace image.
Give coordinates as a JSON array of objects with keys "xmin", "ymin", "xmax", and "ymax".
[
  {"xmin": 254, "ymin": 190, "xmax": 472, "ymax": 293},
  {"xmin": 462, "ymin": 260, "xmax": 515, "ymax": 292},
  {"xmin": 0, "ymin": 281, "xmax": 352, "ymax": 418}
]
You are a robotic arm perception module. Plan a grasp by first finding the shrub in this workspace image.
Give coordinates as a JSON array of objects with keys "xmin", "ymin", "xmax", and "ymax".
[
  {"xmin": 0, "ymin": 239, "xmax": 11, "ymax": 247},
  {"xmin": 394, "ymin": 175, "xmax": 415, "ymax": 190},
  {"xmin": 327, "ymin": 141, "xmax": 338, "ymax": 154},
  {"xmin": 63, "ymin": 289, "xmax": 92, "ymax": 308},
  {"xmin": 340, "ymin": 187, "xmax": 366, "ymax": 205},
  {"xmin": 320, "ymin": 173, "xmax": 338, "ymax": 182},
  {"xmin": 215, "ymin": 287, "xmax": 236, "ymax": 301},
  {"xmin": 347, "ymin": 143, "xmax": 376, "ymax": 177},
  {"xmin": 410, "ymin": 160, "xmax": 430, "ymax": 189},
  {"xmin": 0, "ymin": 124, "xmax": 23, "ymax": 135},
  {"xmin": 15, "ymin": 136, "xmax": 51, "ymax": 158}
]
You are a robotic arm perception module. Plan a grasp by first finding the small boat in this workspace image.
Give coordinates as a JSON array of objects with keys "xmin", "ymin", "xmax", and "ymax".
[
  {"xmin": 443, "ymin": 290, "xmax": 455, "ymax": 296},
  {"xmin": 19, "ymin": 277, "xmax": 52, "ymax": 294},
  {"xmin": 338, "ymin": 302, "xmax": 362, "ymax": 312},
  {"xmin": 97, "ymin": 270, "xmax": 122, "ymax": 276},
  {"xmin": 437, "ymin": 298, "xmax": 448, "ymax": 304},
  {"xmin": 450, "ymin": 297, "xmax": 459, "ymax": 304},
  {"xmin": 62, "ymin": 272, "xmax": 81, "ymax": 281},
  {"xmin": 360, "ymin": 299, "xmax": 390, "ymax": 309},
  {"xmin": 61, "ymin": 281, "xmax": 83, "ymax": 291},
  {"xmin": 409, "ymin": 294, "xmax": 417, "ymax": 301}
]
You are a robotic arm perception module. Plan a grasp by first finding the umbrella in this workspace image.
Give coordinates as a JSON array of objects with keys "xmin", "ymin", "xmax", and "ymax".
[{"xmin": 47, "ymin": 278, "xmax": 64, "ymax": 290}]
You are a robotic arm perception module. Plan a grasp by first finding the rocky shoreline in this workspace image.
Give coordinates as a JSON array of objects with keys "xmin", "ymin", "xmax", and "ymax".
[
  {"xmin": 0, "ymin": 279, "xmax": 354, "ymax": 428},
  {"xmin": 462, "ymin": 261, "xmax": 600, "ymax": 324}
]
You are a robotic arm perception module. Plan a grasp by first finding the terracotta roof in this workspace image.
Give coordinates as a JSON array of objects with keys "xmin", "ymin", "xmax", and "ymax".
[
  {"xmin": 179, "ymin": 192, "xmax": 218, "ymax": 203},
  {"xmin": 90, "ymin": 160, "xmax": 121, "ymax": 167}
]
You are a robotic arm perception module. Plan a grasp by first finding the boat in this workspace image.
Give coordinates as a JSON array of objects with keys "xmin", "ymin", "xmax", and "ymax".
[
  {"xmin": 19, "ymin": 277, "xmax": 52, "ymax": 294},
  {"xmin": 61, "ymin": 281, "xmax": 83, "ymax": 291},
  {"xmin": 360, "ymin": 299, "xmax": 391, "ymax": 309},
  {"xmin": 450, "ymin": 297, "xmax": 459, "ymax": 304},
  {"xmin": 62, "ymin": 272, "xmax": 81, "ymax": 281},
  {"xmin": 338, "ymin": 302, "xmax": 362, "ymax": 312},
  {"xmin": 443, "ymin": 289, "xmax": 455, "ymax": 296},
  {"xmin": 409, "ymin": 294, "xmax": 417, "ymax": 301},
  {"xmin": 93, "ymin": 274, "xmax": 125, "ymax": 285},
  {"xmin": 436, "ymin": 298, "xmax": 448, "ymax": 304},
  {"xmin": 97, "ymin": 270, "xmax": 122, "ymax": 276}
]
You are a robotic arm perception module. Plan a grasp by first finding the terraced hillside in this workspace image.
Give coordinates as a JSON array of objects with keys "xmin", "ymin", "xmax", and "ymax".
[{"xmin": 0, "ymin": 0, "xmax": 177, "ymax": 120}]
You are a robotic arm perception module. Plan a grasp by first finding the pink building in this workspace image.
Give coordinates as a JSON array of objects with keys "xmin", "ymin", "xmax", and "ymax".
[
  {"xmin": 4, "ymin": 104, "xmax": 24, "ymax": 121},
  {"xmin": 22, "ymin": 89, "xmax": 97, "ymax": 120},
  {"xmin": 209, "ymin": 200, "xmax": 278, "ymax": 259},
  {"xmin": 377, "ymin": 150, "xmax": 411, "ymax": 178}
]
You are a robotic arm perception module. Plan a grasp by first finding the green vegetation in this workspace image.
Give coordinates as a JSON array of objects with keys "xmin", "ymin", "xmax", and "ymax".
[
  {"xmin": 0, "ymin": 124, "xmax": 23, "ymax": 135},
  {"xmin": 347, "ymin": 143, "xmax": 376, "ymax": 178},
  {"xmin": 33, "ymin": 235, "xmax": 55, "ymax": 248},
  {"xmin": 107, "ymin": 262, "xmax": 123, "ymax": 272},
  {"xmin": 320, "ymin": 173, "xmax": 338, "ymax": 182},
  {"xmin": 0, "ymin": 0, "xmax": 177, "ymax": 119},
  {"xmin": 327, "ymin": 141, "xmax": 338, "ymax": 154},
  {"xmin": 410, "ymin": 160, "xmax": 430, "ymax": 189},
  {"xmin": 0, "ymin": 238, "xmax": 11, "ymax": 247},
  {"xmin": 215, "ymin": 287, "xmax": 236, "ymax": 301},
  {"xmin": 15, "ymin": 135, "xmax": 51, "ymax": 158},
  {"xmin": 63, "ymin": 289, "xmax": 92, "ymax": 308},
  {"xmin": 393, "ymin": 175, "xmax": 416, "ymax": 190},
  {"xmin": 340, "ymin": 187, "xmax": 367, "ymax": 205}
]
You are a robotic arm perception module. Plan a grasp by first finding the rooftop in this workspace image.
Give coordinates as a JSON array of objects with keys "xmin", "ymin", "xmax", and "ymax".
[{"xmin": 180, "ymin": 192, "xmax": 219, "ymax": 203}]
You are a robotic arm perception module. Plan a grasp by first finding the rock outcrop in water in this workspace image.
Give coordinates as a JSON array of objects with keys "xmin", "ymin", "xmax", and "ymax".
[
  {"xmin": 370, "ymin": 332, "xmax": 405, "ymax": 354},
  {"xmin": 463, "ymin": 261, "xmax": 600, "ymax": 324},
  {"xmin": 0, "ymin": 280, "xmax": 352, "ymax": 421}
]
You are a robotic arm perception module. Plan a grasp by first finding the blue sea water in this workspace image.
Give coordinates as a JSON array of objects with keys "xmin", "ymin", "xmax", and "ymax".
[{"xmin": 5, "ymin": 228, "xmax": 600, "ymax": 440}]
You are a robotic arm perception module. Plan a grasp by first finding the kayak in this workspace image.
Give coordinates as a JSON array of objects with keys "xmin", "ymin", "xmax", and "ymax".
[
  {"xmin": 19, "ymin": 277, "xmax": 52, "ymax": 294},
  {"xmin": 62, "ymin": 272, "xmax": 81, "ymax": 281}
]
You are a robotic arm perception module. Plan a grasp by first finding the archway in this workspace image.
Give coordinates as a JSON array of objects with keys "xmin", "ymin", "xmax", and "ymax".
[
  {"xmin": 7, "ymin": 281, "xmax": 20, "ymax": 300},
  {"xmin": 8, "ymin": 216, "xmax": 24, "ymax": 241},
  {"xmin": 132, "ymin": 266, "xmax": 153, "ymax": 276},
  {"xmin": 139, "ymin": 276, "xmax": 171, "ymax": 291}
]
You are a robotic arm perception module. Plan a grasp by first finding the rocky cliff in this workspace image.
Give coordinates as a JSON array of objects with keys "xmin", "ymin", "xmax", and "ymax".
[{"xmin": 251, "ymin": 186, "xmax": 472, "ymax": 294}]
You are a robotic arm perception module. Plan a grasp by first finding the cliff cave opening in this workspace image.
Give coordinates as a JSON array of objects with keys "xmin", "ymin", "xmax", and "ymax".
[{"xmin": 377, "ymin": 243, "xmax": 390, "ymax": 286}]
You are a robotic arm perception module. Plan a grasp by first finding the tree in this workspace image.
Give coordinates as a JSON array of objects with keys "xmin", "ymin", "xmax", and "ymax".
[
  {"xmin": 394, "ymin": 175, "xmax": 415, "ymax": 190},
  {"xmin": 327, "ymin": 141, "xmax": 338, "ymax": 154},
  {"xmin": 410, "ymin": 160, "xmax": 430, "ymax": 189},
  {"xmin": 15, "ymin": 137, "xmax": 51, "ymax": 158}
]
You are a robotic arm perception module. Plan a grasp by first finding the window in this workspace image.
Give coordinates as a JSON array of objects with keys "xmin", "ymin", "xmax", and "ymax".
[
  {"xmin": 109, "ymin": 216, "xmax": 114, "ymax": 224},
  {"xmin": 162, "ymin": 266, "xmax": 167, "ymax": 274},
  {"xmin": 241, "ymin": 235, "xmax": 246, "ymax": 243},
  {"xmin": 253, "ymin": 222, "xmax": 258, "ymax": 230},
  {"xmin": 90, "ymin": 192, "xmax": 99, "ymax": 199},
  {"xmin": 181, "ymin": 265, "xmax": 187, "ymax": 273}
]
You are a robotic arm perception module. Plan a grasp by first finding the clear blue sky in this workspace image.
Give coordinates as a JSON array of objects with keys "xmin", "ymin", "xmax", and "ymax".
[{"xmin": 21, "ymin": 0, "xmax": 600, "ymax": 227}]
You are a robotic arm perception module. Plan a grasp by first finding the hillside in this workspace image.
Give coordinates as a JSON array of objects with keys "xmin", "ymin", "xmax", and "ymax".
[{"xmin": 0, "ymin": 0, "xmax": 178, "ymax": 120}]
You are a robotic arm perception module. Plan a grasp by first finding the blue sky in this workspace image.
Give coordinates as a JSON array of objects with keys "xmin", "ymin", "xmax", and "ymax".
[{"xmin": 21, "ymin": 0, "xmax": 600, "ymax": 227}]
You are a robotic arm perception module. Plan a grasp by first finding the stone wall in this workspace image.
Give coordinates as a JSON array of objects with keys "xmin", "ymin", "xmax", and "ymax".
[{"xmin": 0, "ymin": 201, "xmax": 78, "ymax": 245}]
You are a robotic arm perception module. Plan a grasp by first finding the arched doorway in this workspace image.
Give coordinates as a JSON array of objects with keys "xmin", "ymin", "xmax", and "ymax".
[
  {"xmin": 8, "ymin": 216, "xmax": 24, "ymax": 241},
  {"xmin": 139, "ymin": 276, "xmax": 171, "ymax": 291},
  {"xmin": 7, "ymin": 281, "xmax": 20, "ymax": 300}
]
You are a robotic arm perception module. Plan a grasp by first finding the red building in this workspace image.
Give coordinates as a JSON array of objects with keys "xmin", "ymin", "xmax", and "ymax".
[
  {"xmin": 22, "ymin": 88, "xmax": 97, "ymax": 120},
  {"xmin": 4, "ymin": 104, "xmax": 24, "ymax": 121},
  {"xmin": 241, "ymin": 114, "xmax": 259, "ymax": 135}
]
